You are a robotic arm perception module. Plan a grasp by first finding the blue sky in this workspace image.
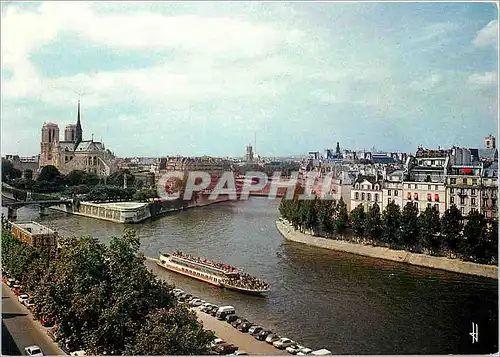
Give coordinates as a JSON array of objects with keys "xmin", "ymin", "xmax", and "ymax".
[{"xmin": 1, "ymin": 2, "xmax": 498, "ymax": 157}]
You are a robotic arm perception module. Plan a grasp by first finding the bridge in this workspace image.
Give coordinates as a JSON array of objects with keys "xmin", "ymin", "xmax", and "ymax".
[{"xmin": 1, "ymin": 194, "xmax": 73, "ymax": 219}]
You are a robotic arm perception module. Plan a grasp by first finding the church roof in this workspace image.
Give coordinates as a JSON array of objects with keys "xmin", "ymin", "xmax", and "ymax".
[{"xmin": 75, "ymin": 140, "xmax": 105, "ymax": 152}]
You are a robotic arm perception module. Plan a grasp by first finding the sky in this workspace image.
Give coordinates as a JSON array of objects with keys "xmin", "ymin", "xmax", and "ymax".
[{"xmin": 1, "ymin": 1, "xmax": 498, "ymax": 158}]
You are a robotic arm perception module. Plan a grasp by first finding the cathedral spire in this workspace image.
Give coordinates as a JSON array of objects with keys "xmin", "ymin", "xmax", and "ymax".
[{"xmin": 75, "ymin": 99, "xmax": 83, "ymax": 149}]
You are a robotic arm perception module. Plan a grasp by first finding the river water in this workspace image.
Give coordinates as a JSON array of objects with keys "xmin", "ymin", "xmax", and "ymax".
[{"xmin": 3, "ymin": 198, "xmax": 498, "ymax": 354}]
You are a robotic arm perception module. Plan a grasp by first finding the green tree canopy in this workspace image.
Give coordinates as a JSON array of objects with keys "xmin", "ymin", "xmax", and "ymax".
[
  {"xmin": 1, "ymin": 159, "xmax": 22, "ymax": 181},
  {"xmin": 418, "ymin": 206, "xmax": 441, "ymax": 255},
  {"xmin": 364, "ymin": 203, "xmax": 382, "ymax": 243},
  {"xmin": 66, "ymin": 170, "xmax": 99, "ymax": 186},
  {"xmin": 381, "ymin": 201, "xmax": 402, "ymax": 248},
  {"xmin": 350, "ymin": 204, "xmax": 366, "ymax": 238},
  {"xmin": 440, "ymin": 205, "xmax": 463, "ymax": 256},
  {"xmin": 401, "ymin": 202, "xmax": 420, "ymax": 251},
  {"xmin": 335, "ymin": 197, "xmax": 348, "ymax": 235}
]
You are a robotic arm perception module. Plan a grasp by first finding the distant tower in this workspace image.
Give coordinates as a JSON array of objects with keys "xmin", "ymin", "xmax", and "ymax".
[
  {"xmin": 40, "ymin": 123, "xmax": 59, "ymax": 166},
  {"xmin": 485, "ymin": 134, "xmax": 496, "ymax": 149},
  {"xmin": 245, "ymin": 144, "xmax": 254, "ymax": 163},
  {"xmin": 74, "ymin": 99, "xmax": 83, "ymax": 149},
  {"xmin": 64, "ymin": 124, "xmax": 77, "ymax": 142},
  {"xmin": 335, "ymin": 142, "xmax": 341, "ymax": 158}
]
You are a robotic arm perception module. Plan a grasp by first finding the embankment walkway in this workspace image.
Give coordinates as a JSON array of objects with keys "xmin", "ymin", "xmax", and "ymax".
[
  {"xmin": 276, "ymin": 220, "xmax": 498, "ymax": 280},
  {"xmin": 193, "ymin": 309, "xmax": 287, "ymax": 355}
]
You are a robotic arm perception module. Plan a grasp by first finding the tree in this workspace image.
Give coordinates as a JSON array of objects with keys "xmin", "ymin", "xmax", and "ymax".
[
  {"xmin": 1, "ymin": 159, "xmax": 22, "ymax": 181},
  {"xmin": 364, "ymin": 203, "xmax": 382, "ymax": 244},
  {"xmin": 335, "ymin": 197, "xmax": 348, "ymax": 235},
  {"xmin": 107, "ymin": 170, "xmax": 135, "ymax": 187},
  {"xmin": 124, "ymin": 307, "xmax": 215, "ymax": 355},
  {"xmin": 462, "ymin": 211, "xmax": 488, "ymax": 263},
  {"xmin": 316, "ymin": 199, "xmax": 335, "ymax": 235},
  {"xmin": 381, "ymin": 201, "xmax": 402, "ymax": 248},
  {"xmin": 483, "ymin": 221, "xmax": 498, "ymax": 265},
  {"xmin": 37, "ymin": 165, "xmax": 62, "ymax": 182},
  {"xmin": 66, "ymin": 170, "xmax": 99, "ymax": 186},
  {"xmin": 350, "ymin": 204, "xmax": 366, "ymax": 238},
  {"xmin": 24, "ymin": 168, "xmax": 33, "ymax": 181},
  {"xmin": 440, "ymin": 205, "xmax": 463, "ymax": 257},
  {"xmin": 401, "ymin": 202, "xmax": 420, "ymax": 251},
  {"xmin": 418, "ymin": 206, "xmax": 441, "ymax": 255}
]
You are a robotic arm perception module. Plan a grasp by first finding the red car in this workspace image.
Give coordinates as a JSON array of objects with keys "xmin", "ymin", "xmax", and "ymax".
[{"xmin": 40, "ymin": 317, "xmax": 55, "ymax": 327}]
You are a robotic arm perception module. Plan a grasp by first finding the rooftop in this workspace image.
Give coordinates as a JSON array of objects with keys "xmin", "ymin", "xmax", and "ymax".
[{"xmin": 12, "ymin": 221, "xmax": 56, "ymax": 236}]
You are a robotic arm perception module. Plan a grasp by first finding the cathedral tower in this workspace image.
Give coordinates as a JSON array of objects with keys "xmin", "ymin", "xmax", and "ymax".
[{"xmin": 75, "ymin": 99, "xmax": 83, "ymax": 148}]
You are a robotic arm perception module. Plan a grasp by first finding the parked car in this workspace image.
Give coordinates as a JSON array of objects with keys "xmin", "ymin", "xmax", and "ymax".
[
  {"xmin": 255, "ymin": 330, "xmax": 273, "ymax": 341},
  {"xmin": 40, "ymin": 317, "xmax": 55, "ymax": 328},
  {"xmin": 249, "ymin": 325, "xmax": 264, "ymax": 336},
  {"xmin": 273, "ymin": 337, "xmax": 295, "ymax": 349},
  {"xmin": 231, "ymin": 318, "xmax": 247, "ymax": 328},
  {"xmin": 24, "ymin": 345, "xmax": 44, "ymax": 356},
  {"xmin": 213, "ymin": 343, "xmax": 238, "ymax": 355},
  {"xmin": 210, "ymin": 306, "xmax": 220, "ymax": 317},
  {"xmin": 210, "ymin": 338, "xmax": 225, "ymax": 348},
  {"xmin": 238, "ymin": 322, "xmax": 254, "ymax": 333},
  {"xmin": 311, "ymin": 349, "xmax": 332, "ymax": 355},
  {"xmin": 69, "ymin": 351, "xmax": 86, "ymax": 356},
  {"xmin": 18, "ymin": 294, "xmax": 29, "ymax": 305},
  {"xmin": 7, "ymin": 278, "xmax": 16, "ymax": 286},
  {"xmin": 286, "ymin": 344, "xmax": 306, "ymax": 354},
  {"xmin": 231, "ymin": 351, "xmax": 248, "ymax": 355},
  {"xmin": 200, "ymin": 303, "xmax": 212, "ymax": 311},
  {"xmin": 47, "ymin": 327, "xmax": 58, "ymax": 342},
  {"xmin": 25, "ymin": 299, "xmax": 35, "ymax": 310},
  {"xmin": 296, "ymin": 347, "xmax": 313, "ymax": 355},
  {"xmin": 265, "ymin": 333, "xmax": 281, "ymax": 344},
  {"xmin": 225, "ymin": 314, "xmax": 239, "ymax": 324}
]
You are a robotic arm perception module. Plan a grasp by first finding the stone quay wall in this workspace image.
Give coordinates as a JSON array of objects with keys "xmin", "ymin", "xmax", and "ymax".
[{"xmin": 276, "ymin": 220, "xmax": 498, "ymax": 279}]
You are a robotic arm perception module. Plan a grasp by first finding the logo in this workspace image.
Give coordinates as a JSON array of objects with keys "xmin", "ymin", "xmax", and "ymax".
[{"xmin": 469, "ymin": 322, "xmax": 478, "ymax": 344}]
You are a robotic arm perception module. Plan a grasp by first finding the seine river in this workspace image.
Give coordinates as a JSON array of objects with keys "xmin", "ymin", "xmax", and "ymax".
[{"xmin": 3, "ymin": 198, "xmax": 498, "ymax": 354}]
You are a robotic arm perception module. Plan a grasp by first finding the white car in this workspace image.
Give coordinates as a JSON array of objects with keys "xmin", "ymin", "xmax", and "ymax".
[
  {"xmin": 210, "ymin": 338, "xmax": 225, "ymax": 348},
  {"xmin": 286, "ymin": 344, "xmax": 306, "ymax": 354},
  {"xmin": 311, "ymin": 349, "xmax": 332, "ymax": 356},
  {"xmin": 190, "ymin": 299, "xmax": 205, "ymax": 306},
  {"xmin": 297, "ymin": 347, "xmax": 313, "ymax": 355},
  {"xmin": 69, "ymin": 351, "xmax": 86, "ymax": 356},
  {"xmin": 18, "ymin": 294, "xmax": 29, "ymax": 305},
  {"xmin": 231, "ymin": 351, "xmax": 248, "ymax": 355},
  {"xmin": 273, "ymin": 338, "xmax": 295, "ymax": 349},
  {"xmin": 24, "ymin": 345, "xmax": 44, "ymax": 356}
]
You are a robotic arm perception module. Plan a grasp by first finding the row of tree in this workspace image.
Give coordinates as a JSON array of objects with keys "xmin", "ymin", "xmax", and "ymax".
[
  {"xmin": 1, "ymin": 228, "xmax": 215, "ymax": 355},
  {"xmin": 279, "ymin": 197, "xmax": 498, "ymax": 265}
]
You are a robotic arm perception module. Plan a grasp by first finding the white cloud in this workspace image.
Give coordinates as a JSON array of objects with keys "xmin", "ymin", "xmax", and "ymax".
[
  {"xmin": 409, "ymin": 74, "xmax": 444, "ymax": 91},
  {"xmin": 472, "ymin": 20, "xmax": 498, "ymax": 49},
  {"xmin": 468, "ymin": 71, "xmax": 498, "ymax": 86}
]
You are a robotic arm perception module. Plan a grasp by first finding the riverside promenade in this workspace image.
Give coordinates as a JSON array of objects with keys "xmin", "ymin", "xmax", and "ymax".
[
  {"xmin": 276, "ymin": 220, "xmax": 498, "ymax": 279},
  {"xmin": 193, "ymin": 309, "xmax": 287, "ymax": 355}
]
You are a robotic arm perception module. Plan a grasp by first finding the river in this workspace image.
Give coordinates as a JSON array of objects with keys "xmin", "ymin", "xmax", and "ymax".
[{"xmin": 2, "ymin": 197, "xmax": 498, "ymax": 354}]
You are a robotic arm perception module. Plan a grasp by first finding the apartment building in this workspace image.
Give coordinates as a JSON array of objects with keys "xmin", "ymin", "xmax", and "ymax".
[{"xmin": 350, "ymin": 174, "xmax": 383, "ymax": 212}]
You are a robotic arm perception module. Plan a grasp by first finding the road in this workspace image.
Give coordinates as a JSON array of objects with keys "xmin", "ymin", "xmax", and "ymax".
[{"xmin": 2, "ymin": 283, "xmax": 65, "ymax": 356}]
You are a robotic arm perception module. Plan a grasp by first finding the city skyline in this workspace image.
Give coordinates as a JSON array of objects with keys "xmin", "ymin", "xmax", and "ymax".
[{"xmin": 1, "ymin": 2, "xmax": 498, "ymax": 157}]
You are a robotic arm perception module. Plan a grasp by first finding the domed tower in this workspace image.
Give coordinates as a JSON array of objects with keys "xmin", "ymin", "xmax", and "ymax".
[
  {"xmin": 40, "ymin": 123, "xmax": 59, "ymax": 166},
  {"xmin": 65, "ymin": 124, "xmax": 77, "ymax": 143}
]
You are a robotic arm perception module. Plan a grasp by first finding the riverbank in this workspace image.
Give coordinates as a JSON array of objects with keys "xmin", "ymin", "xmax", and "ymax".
[
  {"xmin": 276, "ymin": 220, "xmax": 498, "ymax": 279},
  {"xmin": 192, "ymin": 309, "xmax": 287, "ymax": 355}
]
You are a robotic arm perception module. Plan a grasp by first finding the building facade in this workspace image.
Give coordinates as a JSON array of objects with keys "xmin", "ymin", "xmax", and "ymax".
[
  {"xmin": 10, "ymin": 221, "xmax": 58, "ymax": 256},
  {"xmin": 350, "ymin": 175, "xmax": 383, "ymax": 212}
]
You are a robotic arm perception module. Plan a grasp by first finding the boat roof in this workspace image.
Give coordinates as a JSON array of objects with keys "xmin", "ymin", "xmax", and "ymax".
[{"xmin": 168, "ymin": 253, "xmax": 240, "ymax": 274}]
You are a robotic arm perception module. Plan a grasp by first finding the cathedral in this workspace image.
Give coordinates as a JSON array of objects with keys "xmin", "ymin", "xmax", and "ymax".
[{"xmin": 39, "ymin": 101, "xmax": 117, "ymax": 178}]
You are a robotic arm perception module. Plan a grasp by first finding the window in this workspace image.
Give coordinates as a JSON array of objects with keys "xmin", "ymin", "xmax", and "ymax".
[
  {"xmin": 471, "ymin": 198, "xmax": 476, "ymax": 206},
  {"xmin": 394, "ymin": 190, "xmax": 398, "ymax": 196},
  {"xmin": 434, "ymin": 185, "xmax": 438, "ymax": 190},
  {"xmin": 367, "ymin": 193, "xmax": 371, "ymax": 201},
  {"xmin": 450, "ymin": 188, "xmax": 454, "ymax": 194},
  {"xmin": 375, "ymin": 194, "xmax": 379, "ymax": 202},
  {"xmin": 355, "ymin": 192, "xmax": 359, "ymax": 200},
  {"xmin": 460, "ymin": 207, "xmax": 464, "ymax": 214},
  {"xmin": 407, "ymin": 192, "xmax": 412, "ymax": 200},
  {"xmin": 471, "ymin": 189, "xmax": 476, "ymax": 196},
  {"xmin": 428, "ymin": 185, "xmax": 431, "ymax": 190},
  {"xmin": 388, "ymin": 190, "xmax": 392, "ymax": 196},
  {"xmin": 355, "ymin": 183, "xmax": 360, "ymax": 189},
  {"xmin": 427, "ymin": 193, "xmax": 432, "ymax": 201},
  {"xmin": 388, "ymin": 198, "xmax": 391, "ymax": 204},
  {"xmin": 427, "ymin": 203, "xmax": 432, "ymax": 208},
  {"xmin": 460, "ymin": 197, "xmax": 465, "ymax": 205},
  {"xmin": 462, "ymin": 178, "xmax": 467, "ymax": 185},
  {"xmin": 450, "ymin": 196, "xmax": 454, "ymax": 204},
  {"xmin": 433, "ymin": 204, "xmax": 439, "ymax": 210},
  {"xmin": 362, "ymin": 193, "xmax": 365, "ymax": 200},
  {"xmin": 414, "ymin": 193, "xmax": 419, "ymax": 200},
  {"xmin": 451, "ymin": 178, "xmax": 456, "ymax": 184},
  {"xmin": 472, "ymin": 178, "xmax": 477, "ymax": 185},
  {"xmin": 414, "ymin": 184, "xmax": 418, "ymax": 189}
]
